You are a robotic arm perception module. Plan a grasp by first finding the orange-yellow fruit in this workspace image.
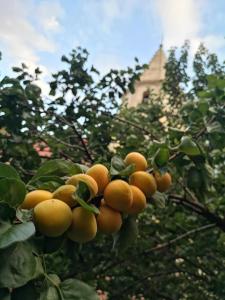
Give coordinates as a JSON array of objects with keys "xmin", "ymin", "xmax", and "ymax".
[
  {"xmin": 86, "ymin": 164, "xmax": 110, "ymax": 194},
  {"xmin": 129, "ymin": 171, "xmax": 157, "ymax": 197},
  {"xmin": 67, "ymin": 207, "xmax": 97, "ymax": 243},
  {"xmin": 154, "ymin": 172, "xmax": 172, "ymax": 192},
  {"xmin": 66, "ymin": 174, "xmax": 98, "ymax": 199},
  {"xmin": 124, "ymin": 152, "xmax": 148, "ymax": 172},
  {"xmin": 34, "ymin": 199, "xmax": 72, "ymax": 237},
  {"xmin": 53, "ymin": 185, "xmax": 77, "ymax": 207},
  {"xmin": 97, "ymin": 204, "xmax": 122, "ymax": 234},
  {"xmin": 104, "ymin": 180, "xmax": 133, "ymax": 212},
  {"xmin": 126, "ymin": 185, "xmax": 147, "ymax": 215},
  {"xmin": 21, "ymin": 190, "xmax": 53, "ymax": 209}
]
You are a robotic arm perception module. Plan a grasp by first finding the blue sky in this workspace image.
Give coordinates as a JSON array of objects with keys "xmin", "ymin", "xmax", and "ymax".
[{"xmin": 0, "ymin": 0, "xmax": 225, "ymax": 93}]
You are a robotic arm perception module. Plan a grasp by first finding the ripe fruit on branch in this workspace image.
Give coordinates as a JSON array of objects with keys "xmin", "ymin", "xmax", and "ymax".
[
  {"xmin": 86, "ymin": 164, "xmax": 110, "ymax": 194},
  {"xmin": 154, "ymin": 172, "xmax": 172, "ymax": 192},
  {"xmin": 104, "ymin": 179, "xmax": 133, "ymax": 212},
  {"xmin": 97, "ymin": 204, "xmax": 122, "ymax": 234},
  {"xmin": 129, "ymin": 171, "xmax": 156, "ymax": 197},
  {"xmin": 66, "ymin": 174, "xmax": 98, "ymax": 199},
  {"xmin": 21, "ymin": 190, "xmax": 53, "ymax": 209},
  {"xmin": 68, "ymin": 207, "xmax": 97, "ymax": 243},
  {"xmin": 53, "ymin": 184, "xmax": 76, "ymax": 207},
  {"xmin": 124, "ymin": 152, "xmax": 148, "ymax": 172},
  {"xmin": 126, "ymin": 185, "xmax": 147, "ymax": 215},
  {"xmin": 34, "ymin": 199, "xmax": 73, "ymax": 237}
]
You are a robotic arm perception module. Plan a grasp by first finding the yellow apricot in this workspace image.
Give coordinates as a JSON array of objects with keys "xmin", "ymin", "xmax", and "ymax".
[
  {"xmin": 67, "ymin": 207, "xmax": 97, "ymax": 243},
  {"xmin": 104, "ymin": 180, "xmax": 133, "ymax": 212},
  {"xmin": 97, "ymin": 204, "xmax": 122, "ymax": 234},
  {"xmin": 53, "ymin": 185, "xmax": 77, "ymax": 207},
  {"xmin": 124, "ymin": 152, "xmax": 148, "ymax": 172},
  {"xmin": 66, "ymin": 174, "xmax": 98, "ymax": 199},
  {"xmin": 34, "ymin": 199, "xmax": 72, "ymax": 237},
  {"xmin": 86, "ymin": 164, "xmax": 110, "ymax": 194},
  {"xmin": 126, "ymin": 185, "xmax": 147, "ymax": 215},
  {"xmin": 129, "ymin": 171, "xmax": 157, "ymax": 197},
  {"xmin": 21, "ymin": 190, "xmax": 53, "ymax": 209},
  {"xmin": 154, "ymin": 172, "xmax": 172, "ymax": 192}
]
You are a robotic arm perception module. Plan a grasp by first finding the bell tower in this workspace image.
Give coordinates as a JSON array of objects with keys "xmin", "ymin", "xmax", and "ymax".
[{"xmin": 124, "ymin": 45, "xmax": 167, "ymax": 107}]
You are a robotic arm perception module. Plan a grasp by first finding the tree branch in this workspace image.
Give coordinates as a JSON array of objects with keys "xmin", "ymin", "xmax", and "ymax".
[
  {"xmin": 168, "ymin": 194, "xmax": 225, "ymax": 232},
  {"xmin": 111, "ymin": 270, "xmax": 177, "ymax": 299},
  {"xmin": 143, "ymin": 223, "xmax": 215, "ymax": 255},
  {"xmin": 54, "ymin": 115, "xmax": 94, "ymax": 163},
  {"xmin": 103, "ymin": 111, "xmax": 159, "ymax": 140}
]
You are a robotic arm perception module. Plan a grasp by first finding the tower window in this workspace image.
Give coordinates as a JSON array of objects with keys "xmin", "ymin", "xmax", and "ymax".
[{"xmin": 142, "ymin": 90, "xmax": 150, "ymax": 103}]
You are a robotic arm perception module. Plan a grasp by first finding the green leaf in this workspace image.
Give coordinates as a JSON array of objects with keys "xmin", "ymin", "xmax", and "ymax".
[
  {"xmin": 48, "ymin": 274, "xmax": 61, "ymax": 286},
  {"xmin": 152, "ymin": 191, "xmax": 167, "ymax": 208},
  {"xmin": 187, "ymin": 167, "xmax": 206, "ymax": 192},
  {"xmin": 207, "ymin": 121, "xmax": 224, "ymax": 134},
  {"xmin": 61, "ymin": 55, "xmax": 70, "ymax": 63},
  {"xmin": 0, "ymin": 288, "xmax": 10, "ymax": 300},
  {"xmin": 28, "ymin": 176, "xmax": 64, "ymax": 192},
  {"xmin": 0, "ymin": 242, "xmax": 40, "ymax": 288},
  {"xmin": 119, "ymin": 164, "xmax": 135, "ymax": 177},
  {"xmin": 0, "ymin": 163, "xmax": 20, "ymax": 180},
  {"xmin": 179, "ymin": 136, "xmax": 201, "ymax": 156},
  {"xmin": 76, "ymin": 164, "xmax": 89, "ymax": 173},
  {"xmin": 61, "ymin": 278, "xmax": 99, "ymax": 300},
  {"xmin": 0, "ymin": 178, "xmax": 26, "ymax": 207},
  {"xmin": 12, "ymin": 67, "xmax": 23, "ymax": 73},
  {"xmin": 1, "ymin": 76, "xmax": 20, "ymax": 85},
  {"xmin": 39, "ymin": 286, "xmax": 59, "ymax": 300},
  {"xmin": 76, "ymin": 181, "xmax": 91, "ymax": 201},
  {"xmin": 153, "ymin": 147, "xmax": 170, "ymax": 168},
  {"xmin": 110, "ymin": 155, "xmax": 135, "ymax": 176},
  {"xmin": 76, "ymin": 197, "xmax": 100, "ymax": 215},
  {"xmin": 74, "ymin": 182, "xmax": 99, "ymax": 214},
  {"xmin": 25, "ymin": 84, "xmax": 41, "ymax": 100},
  {"xmin": 197, "ymin": 99, "xmax": 209, "ymax": 114},
  {"xmin": 0, "ymin": 221, "xmax": 35, "ymax": 249},
  {"xmin": 32, "ymin": 159, "xmax": 82, "ymax": 180},
  {"xmin": 110, "ymin": 155, "xmax": 126, "ymax": 175},
  {"xmin": 113, "ymin": 216, "xmax": 138, "ymax": 252},
  {"xmin": 0, "ymin": 203, "xmax": 16, "ymax": 222},
  {"xmin": 39, "ymin": 274, "xmax": 62, "ymax": 300},
  {"xmin": 16, "ymin": 209, "xmax": 33, "ymax": 223}
]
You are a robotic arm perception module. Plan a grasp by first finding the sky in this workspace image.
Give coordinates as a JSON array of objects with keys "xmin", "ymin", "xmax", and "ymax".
[{"xmin": 0, "ymin": 0, "xmax": 225, "ymax": 93}]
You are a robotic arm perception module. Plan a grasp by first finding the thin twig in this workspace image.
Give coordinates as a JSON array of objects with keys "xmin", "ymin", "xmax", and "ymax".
[
  {"xmin": 55, "ymin": 115, "xmax": 94, "ymax": 163},
  {"xmin": 47, "ymin": 134, "xmax": 84, "ymax": 151},
  {"xmin": 103, "ymin": 111, "xmax": 159, "ymax": 140},
  {"xmin": 112, "ymin": 270, "xmax": 177, "ymax": 298},
  {"xmin": 169, "ymin": 194, "xmax": 225, "ymax": 232},
  {"xmin": 143, "ymin": 223, "xmax": 215, "ymax": 255}
]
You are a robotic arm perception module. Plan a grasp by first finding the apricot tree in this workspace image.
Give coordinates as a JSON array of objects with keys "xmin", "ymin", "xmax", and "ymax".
[{"xmin": 0, "ymin": 43, "xmax": 225, "ymax": 299}]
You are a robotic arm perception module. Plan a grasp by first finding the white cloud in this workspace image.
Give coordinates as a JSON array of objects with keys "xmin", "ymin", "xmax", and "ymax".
[
  {"xmin": 0, "ymin": 0, "xmax": 64, "ymax": 96},
  {"xmin": 0, "ymin": 0, "xmax": 63, "ymax": 66},
  {"xmin": 154, "ymin": 0, "xmax": 225, "ymax": 55},
  {"xmin": 155, "ymin": 0, "xmax": 201, "ymax": 48},
  {"xmin": 36, "ymin": 1, "xmax": 63, "ymax": 32}
]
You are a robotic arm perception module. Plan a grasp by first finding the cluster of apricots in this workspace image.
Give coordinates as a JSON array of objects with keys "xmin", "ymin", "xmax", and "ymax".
[{"xmin": 20, "ymin": 152, "xmax": 172, "ymax": 243}]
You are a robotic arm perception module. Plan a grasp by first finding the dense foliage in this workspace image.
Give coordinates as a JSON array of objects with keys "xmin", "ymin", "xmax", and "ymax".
[{"xmin": 0, "ymin": 42, "xmax": 225, "ymax": 299}]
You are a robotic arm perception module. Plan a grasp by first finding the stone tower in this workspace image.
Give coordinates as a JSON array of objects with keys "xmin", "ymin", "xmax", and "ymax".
[{"xmin": 124, "ymin": 45, "xmax": 167, "ymax": 107}]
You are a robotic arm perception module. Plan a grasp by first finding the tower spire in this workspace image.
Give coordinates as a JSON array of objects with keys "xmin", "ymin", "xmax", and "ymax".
[{"xmin": 123, "ymin": 45, "xmax": 167, "ymax": 107}]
